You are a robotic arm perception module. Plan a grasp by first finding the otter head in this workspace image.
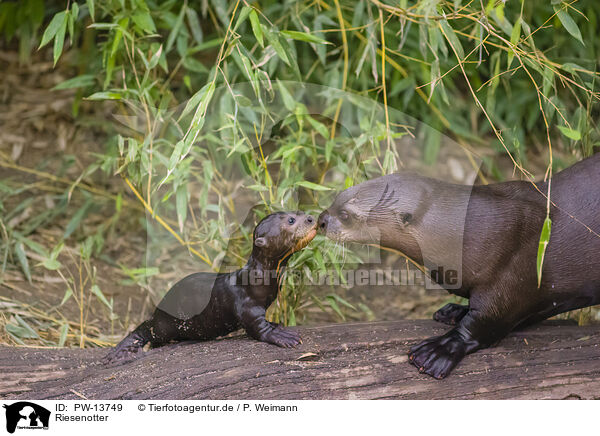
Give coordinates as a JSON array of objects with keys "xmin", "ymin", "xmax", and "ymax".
[
  {"xmin": 318, "ymin": 174, "xmax": 426, "ymax": 245},
  {"xmin": 253, "ymin": 211, "xmax": 317, "ymax": 262}
]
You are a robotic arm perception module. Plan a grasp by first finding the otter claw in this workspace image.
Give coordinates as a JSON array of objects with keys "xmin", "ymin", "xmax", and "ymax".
[
  {"xmin": 265, "ymin": 325, "xmax": 302, "ymax": 348},
  {"xmin": 408, "ymin": 330, "xmax": 467, "ymax": 379},
  {"xmin": 433, "ymin": 303, "xmax": 469, "ymax": 326},
  {"xmin": 102, "ymin": 345, "xmax": 144, "ymax": 364}
]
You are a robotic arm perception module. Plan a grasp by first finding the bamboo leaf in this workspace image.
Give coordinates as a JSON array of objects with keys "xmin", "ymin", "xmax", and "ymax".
[
  {"xmin": 287, "ymin": 309, "xmax": 296, "ymax": 326},
  {"xmin": 186, "ymin": 81, "xmax": 215, "ymax": 137},
  {"xmin": 176, "ymin": 184, "xmax": 188, "ymax": 233},
  {"xmin": 326, "ymin": 295, "xmax": 345, "ymax": 321},
  {"xmin": 168, "ymin": 140, "xmax": 184, "ymax": 171},
  {"xmin": 281, "ymin": 30, "xmax": 330, "ymax": 45},
  {"xmin": 536, "ymin": 216, "xmax": 552, "ymax": 287},
  {"xmin": 557, "ymin": 125, "xmax": 581, "ymax": 140},
  {"xmin": 58, "ymin": 323, "xmax": 69, "ymax": 347},
  {"xmin": 52, "ymin": 74, "xmax": 95, "ymax": 90},
  {"xmin": 234, "ymin": 5, "xmax": 252, "ymax": 32},
  {"xmin": 86, "ymin": 0, "xmax": 95, "ymax": 21},
  {"xmin": 115, "ymin": 192, "xmax": 122, "ymax": 212},
  {"xmin": 69, "ymin": 3, "xmax": 78, "ymax": 43},
  {"xmin": 249, "ymin": 10, "xmax": 263, "ymax": 48},
  {"xmin": 132, "ymin": 12, "xmax": 156, "ymax": 33},
  {"xmin": 15, "ymin": 315, "xmax": 39, "ymax": 338},
  {"xmin": 39, "ymin": 11, "xmax": 66, "ymax": 48},
  {"xmin": 13, "ymin": 233, "xmax": 48, "ymax": 258},
  {"xmin": 64, "ymin": 199, "xmax": 94, "ymax": 238},
  {"xmin": 561, "ymin": 62, "xmax": 586, "ymax": 74},
  {"xmin": 87, "ymin": 22, "xmax": 118, "ymax": 29},
  {"xmin": 60, "ymin": 288, "xmax": 73, "ymax": 306},
  {"xmin": 51, "ymin": 241, "xmax": 64, "ymax": 260},
  {"xmin": 148, "ymin": 44, "xmax": 163, "ymax": 69},
  {"xmin": 276, "ymin": 80, "xmax": 295, "ymax": 111},
  {"xmin": 307, "ymin": 116, "xmax": 329, "ymax": 139},
  {"xmin": 6, "ymin": 323, "xmax": 37, "ymax": 339},
  {"xmin": 91, "ymin": 284, "xmax": 112, "ymax": 309},
  {"xmin": 186, "ymin": 7, "xmax": 203, "ymax": 44},
  {"xmin": 263, "ymin": 27, "xmax": 290, "ymax": 66},
  {"xmin": 166, "ymin": 4, "xmax": 185, "ymax": 52},
  {"xmin": 508, "ymin": 18, "xmax": 521, "ymax": 69},
  {"xmin": 327, "ymin": 293, "xmax": 357, "ymax": 311},
  {"xmin": 439, "ymin": 20, "xmax": 464, "ymax": 60},
  {"xmin": 14, "ymin": 242, "xmax": 32, "ymax": 283},
  {"xmin": 295, "ymin": 181, "xmax": 332, "ymax": 191},
  {"xmin": 85, "ymin": 91, "xmax": 122, "ymax": 100},
  {"xmin": 179, "ymin": 83, "xmax": 210, "ymax": 120},
  {"xmin": 52, "ymin": 11, "xmax": 68, "ymax": 66},
  {"xmin": 554, "ymin": 6, "xmax": 584, "ymax": 46},
  {"xmin": 42, "ymin": 258, "xmax": 62, "ymax": 270}
]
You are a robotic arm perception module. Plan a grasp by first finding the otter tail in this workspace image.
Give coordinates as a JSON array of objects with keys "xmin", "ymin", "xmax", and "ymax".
[{"xmin": 102, "ymin": 320, "xmax": 153, "ymax": 364}]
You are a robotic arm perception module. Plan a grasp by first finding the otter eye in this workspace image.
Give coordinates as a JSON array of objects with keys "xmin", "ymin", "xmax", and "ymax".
[
  {"xmin": 288, "ymin": 217, "xmax": 296, "ymax": 225},
  {"xmin": 339, "ymin": 211, "xmax": 349, "ymax": 221}
]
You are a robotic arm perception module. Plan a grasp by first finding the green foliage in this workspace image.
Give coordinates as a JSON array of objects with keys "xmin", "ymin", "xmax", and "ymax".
[
  {"xmin": 0, "ymin": 0, "xmax": 45, "ymax": 62},
  {"xmin": 537, "ymin": 216, "xmax": 552, "ymax": 288},
  {"xmin": 2, "ymin": 0, "xmax": 600, "ymax": 329}
]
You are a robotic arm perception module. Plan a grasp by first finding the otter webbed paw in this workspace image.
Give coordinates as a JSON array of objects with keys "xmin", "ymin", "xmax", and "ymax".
[
  {"xmin": 408, "ymin": 329, "xmax": 469, "ymax": 379},
  {"xmin": 102, "ymin": 346, "xmax": 143, "ymax": 364},
  {"xmin": 102, "ymin": 334, "xmax": 146, "ymax": 364},
  {"xmin": 240, "ymin": 305, "xmax": 302, "ymax": 348},
  {"xmin": 433, "ymin": 303, "xmax": 469, "ymax": 326},
  {"xmin": 262, "ymin": 324, "xmax": 302, "ymax": 348}
]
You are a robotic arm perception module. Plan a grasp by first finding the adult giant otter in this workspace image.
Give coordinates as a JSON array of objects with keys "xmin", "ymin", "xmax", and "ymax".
[
  {"xmin": 104, "ymin": 211, "xmax": 316, "ymax": 363},
  {"xmin": 318, "ymin": 153, "xmax": 600, "ymax": 379}
]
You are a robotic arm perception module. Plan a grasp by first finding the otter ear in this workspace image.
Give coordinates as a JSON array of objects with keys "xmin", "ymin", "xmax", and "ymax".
[
  {"xmin": 254, "ymin": 237, "xmax": 267, "ymax": 247},
  {"xmin": 396, "ymin": 212, "xmax": 412, "ymax": 228}
]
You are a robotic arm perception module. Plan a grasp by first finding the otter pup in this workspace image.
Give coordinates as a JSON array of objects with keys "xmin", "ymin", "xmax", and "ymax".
[
  {"xmin": 318, "ymin": 153, "xmax": 600, "ymax": 379},
  {"xmin": 104, "ymin": 211, "xmax": 317, "ymax": 363}
]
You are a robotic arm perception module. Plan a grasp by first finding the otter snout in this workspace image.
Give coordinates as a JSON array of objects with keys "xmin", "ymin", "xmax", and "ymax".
[
  {"xmin": 292, "ymin": 213, "xmax": 318, "ymax": 251},
  {"xmin": 317, "ymin": 210, "xmax": 343, "ymax": 241},
  {"xmin": 317, "ymin": 211, "xmax": 329, "ymax": 233},
  {"xmin": 293, "ymin": 211, "xmax": 315, "ymax": 227}
]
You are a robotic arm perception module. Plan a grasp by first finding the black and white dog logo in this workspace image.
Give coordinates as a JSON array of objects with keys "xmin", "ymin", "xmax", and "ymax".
[{"xmin": 3, "ymin": 402, "xmax": 50, "ymax": 433}]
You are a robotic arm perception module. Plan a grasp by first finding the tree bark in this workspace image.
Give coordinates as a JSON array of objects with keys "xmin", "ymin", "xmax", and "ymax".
[{"xmin": 1, "ymin": 320, "xmax": 599, "ymax": 400}]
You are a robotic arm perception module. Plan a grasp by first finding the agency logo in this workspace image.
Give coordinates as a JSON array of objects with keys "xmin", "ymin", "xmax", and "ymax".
[{"xmin": 2, "ymin": 402, "xmax": 50, "ymax": 434}]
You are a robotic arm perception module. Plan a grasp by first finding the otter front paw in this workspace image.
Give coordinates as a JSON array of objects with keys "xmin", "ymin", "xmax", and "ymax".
[
  {"xmin": 408, "ymin": 330, "xmax": 467, "ymax": 379},
  {"xmin": 433, "ymin": 303, "xmax": 469, "ymax": 326},
  {"xmin": 263, "ymin": 325, "xmax": 302, "ymax": 348},
  {"xmin": 102, "ymin": 344, "xmax": 144, "ymax": 364}
]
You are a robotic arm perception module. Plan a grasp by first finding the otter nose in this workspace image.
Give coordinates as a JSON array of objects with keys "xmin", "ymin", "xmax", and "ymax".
[
  {"xmin": 306, "ymin": 215, "xmax": 314, "ymax": 224},
  {"xmin": 317, "ymin": 211, "xmax": 329, "ymax": 232}
]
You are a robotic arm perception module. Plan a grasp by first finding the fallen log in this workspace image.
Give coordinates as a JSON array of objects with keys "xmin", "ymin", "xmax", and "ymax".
[{"xmin": 1, "ymin": 320, "xmax": 599, "ymax": 400}]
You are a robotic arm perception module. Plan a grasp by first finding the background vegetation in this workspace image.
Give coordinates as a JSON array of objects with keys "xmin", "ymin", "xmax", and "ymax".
[{"xmin": 1, "ymin": 0, "xmax": 598, "ymax": 348}]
